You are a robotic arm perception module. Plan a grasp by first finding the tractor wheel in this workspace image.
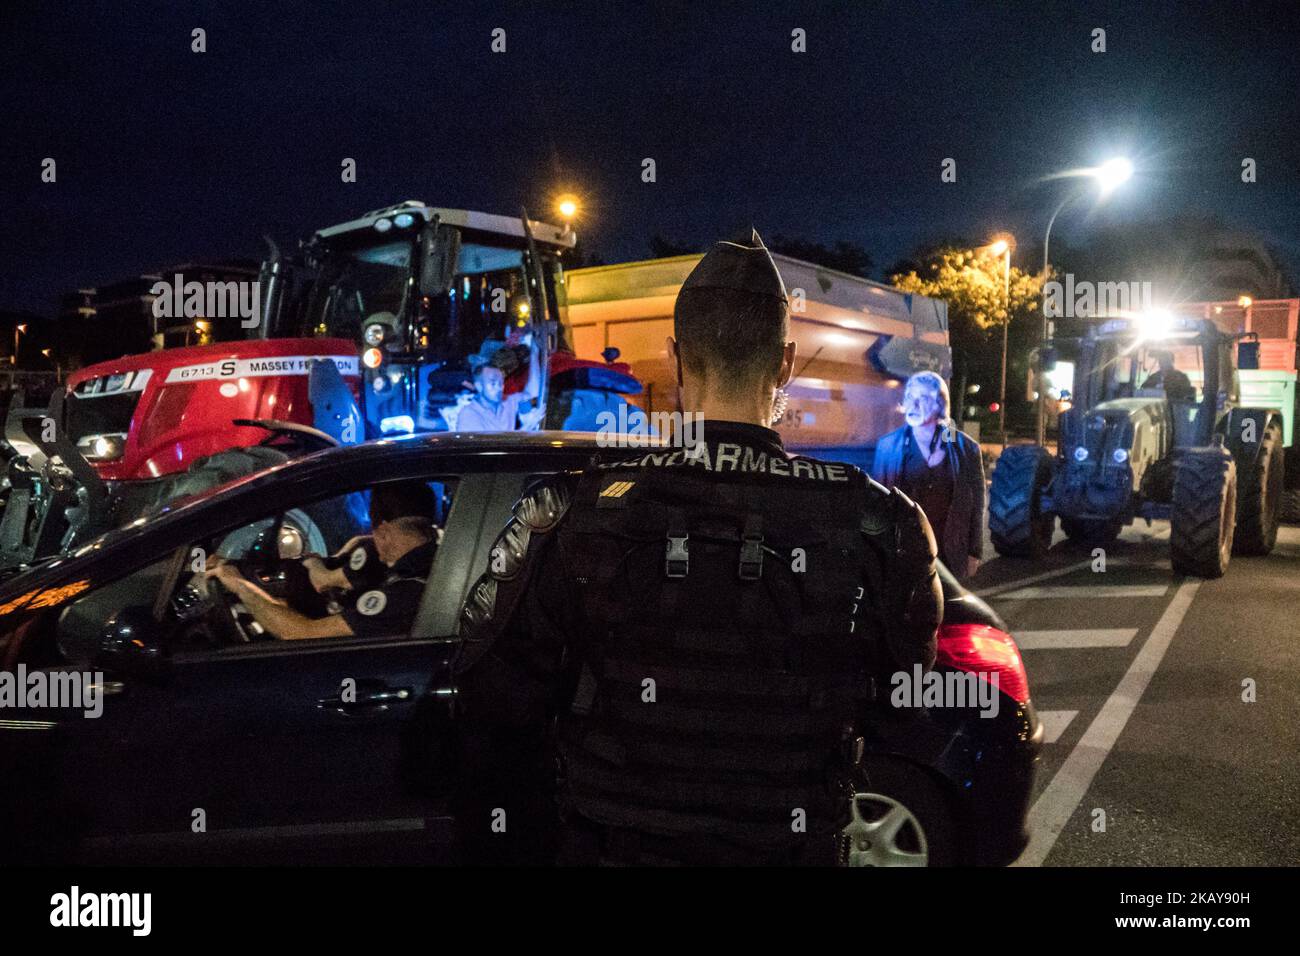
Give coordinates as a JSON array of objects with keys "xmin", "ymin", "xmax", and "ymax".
[
  {"xmin": 1060, "ymin": 516, "xmax": 1123, "ymax": 547},
  {"xmin": 989, "ymin": 445, "xmax": 1056, "ymax": 558},
  {"xmin": 1233, "ymin": 421, "xmax": 1283, "ymax": 555},
  {"xmin": 1169, "ymin": 447, "xmax": 1236, "ymax": 578}
]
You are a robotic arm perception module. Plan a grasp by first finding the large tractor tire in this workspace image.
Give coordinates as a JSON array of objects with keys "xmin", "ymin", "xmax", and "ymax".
[
  {"xmin": 1060, "ymin": 516, "xmax": 1123, "ymax": 547},
  {"xmin": 989, "ymin": 445, "xmax": 1056, "ymax": 558},
  {"xmin": 1233, "ymin": 421, "xmax": 1284, "ymax": 556},
  {"xmin": 1169, "ymin": 447, "xmax": 1236, "ymax": 578}
]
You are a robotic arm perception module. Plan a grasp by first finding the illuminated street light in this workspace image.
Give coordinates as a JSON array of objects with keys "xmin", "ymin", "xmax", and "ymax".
[
  {"xmin": 1037, "ymin": 156, "xmax": 1136, "ymax": 443},
  {"xmin": 1044, "ymin": 157, "xmax": 1135, "ymax": 276},
  {"xmin": 555, "ymin": 194, "xmax": 580, "ymax": 229},
  {"xmin": 1094, "ymin": 157, "xmax": 1134, "ymax": 197}
]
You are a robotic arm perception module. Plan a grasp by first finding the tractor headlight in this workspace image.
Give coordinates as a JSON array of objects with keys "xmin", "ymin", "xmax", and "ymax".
[
  {"xmin": 77, "ymin": 433, "xmax": 126, "ymax": 462},
  {"xmin": 1112, "ymin": 448, "xmax": 1129, "ymax": 464},
  {"xmin": 373, "ymin": 218, "xmax": 393, "ymax": 233},
  {"xmin": 393, "ymin": 213, "xmax": 415, "ymax": 229},
  {"xmin": 364, "ymin": 323, "xmax": 387, "ymax": 347},
  {"xmin": 1073, "ymin": 446, "xmax": 1089, "ymax": 462}
]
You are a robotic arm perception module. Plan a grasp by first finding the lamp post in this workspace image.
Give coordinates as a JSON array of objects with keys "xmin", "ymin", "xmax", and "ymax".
[
  {"xmin": 1036, "ymin": 157, "xmax": 1134, "ymax": 444},
  {"xmin": 11, "ymin": 324, "xmax": 26, "ymax": 366},
  {"xmin": 987, "ymin": 238, "xmax": 1013, "ymax": 443}
]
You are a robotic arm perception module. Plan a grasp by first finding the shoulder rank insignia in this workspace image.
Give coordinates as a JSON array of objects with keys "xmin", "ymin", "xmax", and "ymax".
[{"xmin": 597, "ymin": 479, "xmax": 636, "ymax": 508}]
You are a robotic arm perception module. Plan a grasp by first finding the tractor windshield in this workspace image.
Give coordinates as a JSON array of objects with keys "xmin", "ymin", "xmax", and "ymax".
[
  {"xmin": 269, "ymin": 220, "xmax": 564, "ymax": 437},
  {"xmin": 1096, "ymin": 337, "xmax": 1203, "ymax": 402},
  {"xmin": 299, "ymin": 236, "xmax": 415, "ymax": 343}
]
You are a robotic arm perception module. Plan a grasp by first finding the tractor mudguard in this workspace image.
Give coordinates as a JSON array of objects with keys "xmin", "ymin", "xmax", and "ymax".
[{"xmin": 1222, "ymin": 409, "xmax": 1281, "ymax": 470}]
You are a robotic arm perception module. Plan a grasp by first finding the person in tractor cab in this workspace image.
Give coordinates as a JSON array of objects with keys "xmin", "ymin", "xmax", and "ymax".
[
  {"xmin": 1142, "ymin": 350, "xmax": 1195, "ymax": 403},
  {"xmin": 457, "ymin": 332, "xmax": 545, "ymax": 432}
]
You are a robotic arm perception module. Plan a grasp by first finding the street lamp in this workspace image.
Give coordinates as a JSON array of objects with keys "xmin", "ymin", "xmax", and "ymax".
[
  {"xmin": 1042, "ymin": 159, "xmax": 1133, "ymax": 276},
  {"xmin": 555, "ymin": 194, "xmax": 580, "ymax": 235},
  {"xmin": 983, "ymin": 236, "xmax": 1014, "ymax": 444},
  {"xmin": 1037, "ymin": 157, "xmax": 1134, "ymax": 443},
  {"xmin": 11, "ymin": 324, "xmax": 26, "ymax": 366}
]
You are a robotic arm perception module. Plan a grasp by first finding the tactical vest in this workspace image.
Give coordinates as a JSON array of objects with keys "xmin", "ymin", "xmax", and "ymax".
[{"xmin": 552, "ymin": 459, "xmax": 896, "ymax": 863}]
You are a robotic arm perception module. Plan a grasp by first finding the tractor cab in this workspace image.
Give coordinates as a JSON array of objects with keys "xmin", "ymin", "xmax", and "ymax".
[
  {"xmin": 1055, "ymin": 315, "xmax": 1247, "ymax": 463},
  {"xmin": 260, "ymin": 203, "xmax": 637, "ymax": 439}
]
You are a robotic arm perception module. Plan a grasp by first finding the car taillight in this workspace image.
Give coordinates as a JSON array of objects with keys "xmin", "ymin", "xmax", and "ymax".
[{"xmin": 935, "ymin": 623, "xmax": 1031, "ymax": 705}]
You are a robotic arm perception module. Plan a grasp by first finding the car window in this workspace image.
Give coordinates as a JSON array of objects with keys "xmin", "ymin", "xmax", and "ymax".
[
  {"xmin": 177, "ymin": 478, "xmax": 457, "ymax": 651},
  {"xmin": 4, "ymin": 478, "xmax": 459, "ymax": 668}
]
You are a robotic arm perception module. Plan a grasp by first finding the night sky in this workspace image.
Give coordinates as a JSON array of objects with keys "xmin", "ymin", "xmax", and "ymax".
[{"xmin": 3, "ymin": 0, "xmax": 1298, "ymax": 315}]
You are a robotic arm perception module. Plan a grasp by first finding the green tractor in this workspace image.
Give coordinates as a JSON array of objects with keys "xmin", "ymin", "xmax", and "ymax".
[{"xmin": 989, "ymin": 315, "xmax": 1287, "ymax": 578}]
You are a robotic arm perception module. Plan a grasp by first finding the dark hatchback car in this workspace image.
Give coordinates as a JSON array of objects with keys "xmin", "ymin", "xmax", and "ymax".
[{"xmin": 0, "ymin": 433, "xmax": 1040, "ymax": 866}]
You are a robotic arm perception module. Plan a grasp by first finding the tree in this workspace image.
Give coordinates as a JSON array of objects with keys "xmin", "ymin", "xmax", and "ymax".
[{"xmin": 889, "ymin": 245, "xmax": 1045, "ymax": 433}]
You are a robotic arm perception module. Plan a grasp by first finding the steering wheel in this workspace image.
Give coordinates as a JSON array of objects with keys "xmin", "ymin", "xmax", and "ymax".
[{"xmin": 203, "ymin": 575, "xmax": 266, "ymax": 644}]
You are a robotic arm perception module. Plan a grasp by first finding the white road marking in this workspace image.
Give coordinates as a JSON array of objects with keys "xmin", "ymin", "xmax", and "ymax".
[
  {"xmin": 997, "ymin": 584, "xmax": 1168, "ymax": 601},
  {"xmin": 974, "ymin": 526, "xmax": 1173, "ymax": 598},
  {"xmin": 976, "ymin": 560, "xmax": 1091, "ymax": 598},
  {"xmin": 1015, "ymin": 628, "xmax": 1139, "ymax": 649},
  {"xmin": 1036, "ymin": 710, "xmax": 1078, "ymax": 744},
  {"xmin": 1013, "ymin": 578, "xmax": 1201, "ymax": 867}
]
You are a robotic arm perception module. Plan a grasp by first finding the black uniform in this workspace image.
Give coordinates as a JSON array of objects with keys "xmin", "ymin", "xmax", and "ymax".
[
  {"xmin": 339, "ymin": 540, "xmax": 435, "ymax": 639},
  {"xmin": 452, "ymin": 422, "xmax": 943, "ymax": 865},
  {"xmin": 322, "ymin": 537, "xmax": 387, "ymax": 591}
]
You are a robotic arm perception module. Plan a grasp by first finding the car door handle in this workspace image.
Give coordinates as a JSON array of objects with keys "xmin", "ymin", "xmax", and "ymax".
[{"xmin": 317, "ymin": 685, "xmax": 413, "ymax": 714}]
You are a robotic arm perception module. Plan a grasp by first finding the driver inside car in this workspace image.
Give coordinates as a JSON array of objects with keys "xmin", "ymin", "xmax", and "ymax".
[
  {"xmin": 204, "ymin": 482, "xmax": 438, "ymax": 641},
  {"xmin": 301, "ymin": 534, "xmax": 386, "ymax": 594}
]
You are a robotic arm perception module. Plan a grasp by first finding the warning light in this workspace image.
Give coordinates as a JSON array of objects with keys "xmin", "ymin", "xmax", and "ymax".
[
  {"xmin": 363, "ymin": 347, "xmax": 383, "ymax": 369},
  {"xmin": 989, "ymin": 402, "xmax": 1001, "ymax": 413}
]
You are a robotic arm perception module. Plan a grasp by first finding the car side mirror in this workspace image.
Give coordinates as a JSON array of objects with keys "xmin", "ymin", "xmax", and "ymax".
[
  {"xmin": 95, "ymin": 606, "xmax": 169, "ymax": 683},
  {"xmin": 420, "ymin": 223, "xmax": 462, "ymax": 297},
  {"xmin": 1237, "ymin": 340, "xmax": 1260, "ymax": 371}
]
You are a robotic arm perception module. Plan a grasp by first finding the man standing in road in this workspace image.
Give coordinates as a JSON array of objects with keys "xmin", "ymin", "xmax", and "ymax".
[
  {"xmin": 871, "ymin": 371, "xmax": 985, "ymax": 580},
  {"xmin": 448, "ymin": 229, "xmax": 943, "ymax": 866}
]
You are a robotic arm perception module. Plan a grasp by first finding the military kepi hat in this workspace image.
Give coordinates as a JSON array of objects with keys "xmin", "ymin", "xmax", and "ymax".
[{"xmin": 680, "ymin": 228, "xmax": 787, "ymax": 303}]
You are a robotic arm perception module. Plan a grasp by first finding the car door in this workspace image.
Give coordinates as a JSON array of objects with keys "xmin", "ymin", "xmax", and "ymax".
[{"xmin": 75, "ymin": 471, "xmax": 491, "ymax": 864}]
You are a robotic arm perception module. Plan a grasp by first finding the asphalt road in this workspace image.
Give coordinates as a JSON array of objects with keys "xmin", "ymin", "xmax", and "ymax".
[{"xmin": 966, "ymin": 518, "xmax": 1300, "ymax": 867}]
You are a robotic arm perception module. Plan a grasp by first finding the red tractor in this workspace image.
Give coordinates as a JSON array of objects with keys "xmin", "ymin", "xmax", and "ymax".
[
  {"xmin": 1, "ymin": 339, "xmax": 362, "ymax": 571},
  {"xmin": 1, "ymin": 202, "xmax": 644, "ymax": 573}
]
